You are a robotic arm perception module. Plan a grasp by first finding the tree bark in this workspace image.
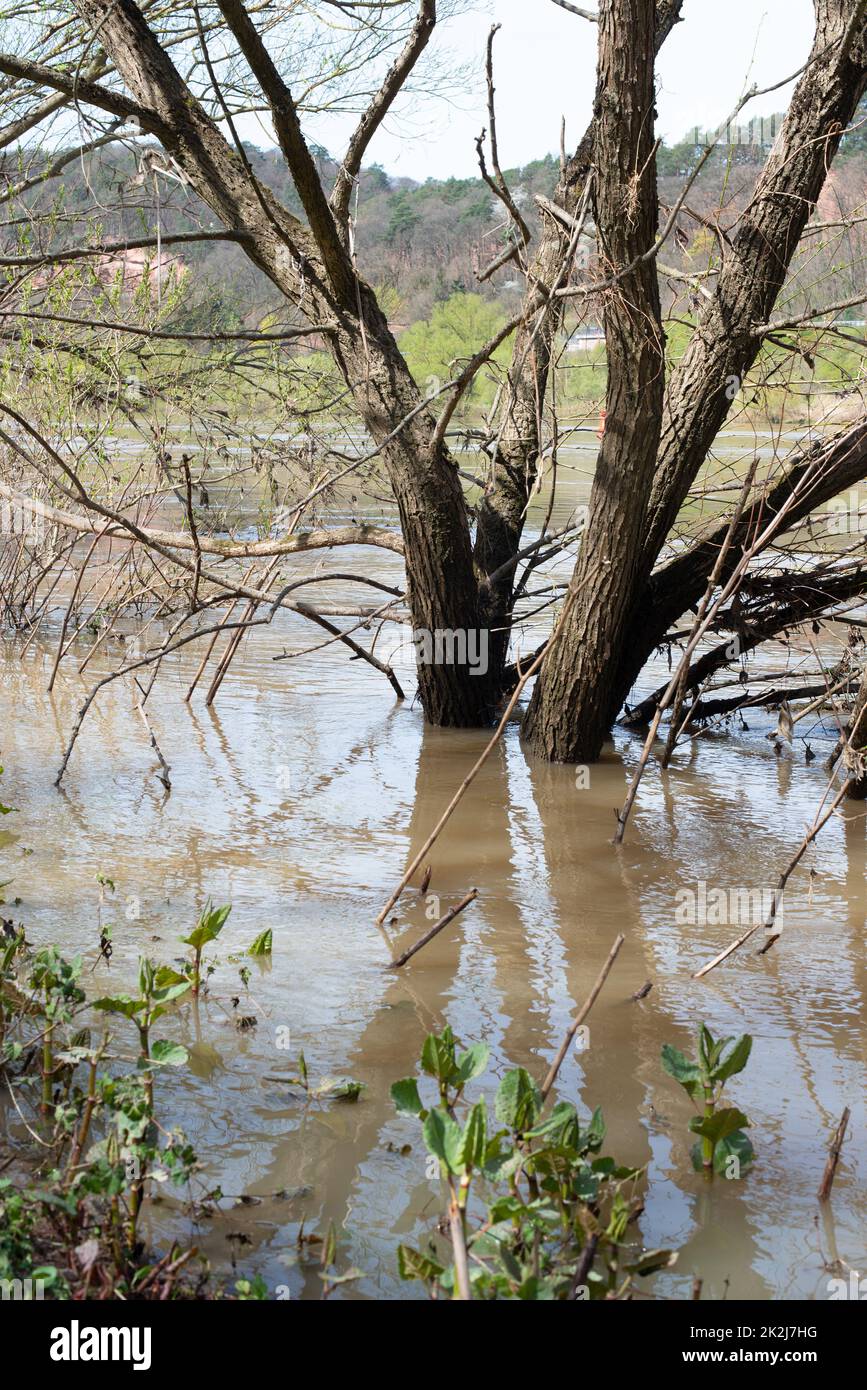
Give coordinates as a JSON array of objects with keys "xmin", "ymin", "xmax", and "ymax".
[
  {"xmin": 522, "ymin": 0, "xmax": 665, "ymax": 761},
  {"xmin": 845, "ymin": 665, "xmax": 867, "ymax": 799},
  {"xmin": 641, "ymin": 0, "xmax": 867, "ymax": 570}
]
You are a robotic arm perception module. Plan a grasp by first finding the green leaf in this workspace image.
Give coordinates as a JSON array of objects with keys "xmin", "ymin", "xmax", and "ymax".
[
  {"xmin": 661, "ymin": 1043, "xmax": 703, "ymax": 1101},
  {"xmin": 454, "ymin": 1042, "xmax": 489, "ymax": 1085},
  {"xmin": 151, "ymin": 968, "xmax": 191, "ymax": 1009},
  {"xmin": 711, "ymin": 1033, "xmax": 752, "ymax": 1085},
  {"xmin": 420, "ymin": 1030, "xmax": 457, "ymax": 1084},
  {"xmin": 584, "ymin": 1106, "xmax": 606, "ymax": 1152},
  {"xmin": 154, "ymin": 965, "xmax": 189, "ymax": 990},
  {"xmin": 517, "ymin": 1274, "xmax": 555, "ymax": 1300},
  {"xmin": 390, "ymin": 1078, "xmax": 426, "ymax": 1118},
  {"xmin": 689, "ymin": 1107, "xmax": 749, "ymax": 1146},
  {"xmin": 91, "ymin": 994, "xmax": 143, "ymax": 1019},
  {"xmin": 495, "ymin": 1068, "xmax": 541, "ymax": 1132},
  {"xmin": 312, "ymin": 1077, "xmax": 365, "ymax": 1102},
  {"xmin": 148, "ymin": 1040, "xmax": 189, "ymax": 1068},
  {"xmin": 484, "ymin": 1147, "xmax": 525, "ymax": 1182},
  {"xmin": 422, "ymin": 1108, "xmax": 463, "ymax": 1174},
  {"xmin": 181, "ymin": 902, "xmax": 232, "ymax": 951},
  {"xmin": 697, "ymin": 1023, "xmax": 721, "ymax": 1077},
  {"xmin": 247, "ymin": 929, "xmax": 272, "ymax": 957},
  {"xmin": 397, "ymin": 1244, "xmax": 444, "ymax": 1283},
  {"xmin": 459, "ymin": 1100, "xmax": 487, "ymax": 1169},
  {"xmin": 713, "ymin": 1129, "xmax": 755, "ymax": 1177},
  {"xmin": 525, "ymin": 1101, "xmax": 580, "ymax": 1149},
  {"xmin": 487, "ymin": 1195, "xmax": 526, "ymax": 1224}
]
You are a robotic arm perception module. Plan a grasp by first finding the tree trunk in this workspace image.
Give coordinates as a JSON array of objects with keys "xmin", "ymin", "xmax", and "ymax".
[
  {"xmin": 73, "ymin": 0, "xmax": 495, "ymax": 727},
  {"xmin": 473, "ymin": 0, "xmax": 684, "ymax": 692},
  {"xmin": 523, "ymin": 0, "xmax": 664, "ymax": 761},
  {"xmin": 525, "ymin": 0, "xmax": 867, "ymax": 760},
  {"xmin": 845, "ymin": 665, "xmax": 867, "ymax": 800}
]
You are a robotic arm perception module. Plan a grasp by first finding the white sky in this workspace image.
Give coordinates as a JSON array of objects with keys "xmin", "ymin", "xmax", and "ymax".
[{"xmin": 302, "ymin": 0, "xmax": 817, "ymax": 181}]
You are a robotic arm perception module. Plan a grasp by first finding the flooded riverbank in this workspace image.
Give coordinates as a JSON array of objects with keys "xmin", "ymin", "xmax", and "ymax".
[{"xmin": 2, "ymin": 464, "xmax": 865, "ymax": 1296}]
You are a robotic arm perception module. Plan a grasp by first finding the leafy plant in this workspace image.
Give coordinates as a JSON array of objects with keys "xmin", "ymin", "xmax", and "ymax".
[
  {"xmin": 266, "ymin": 1049, "xmax": 365, "ymax": 1103},
  {"xmin": 391, "ymin": 1027, "xmax": 674, "ymax": 1300},
  {"xmin": 0, "ymin": 925, "xmax": 27, "ymax": 1053},
  {"xmin": 92, "ymin": 958, "xmax": 191, "ymax": 1243},
  {"xmin": 180, "ymin": 901, "xmax": 232, "ymax": 994},
  {"xmin": 0, "ymin": 783, "xmax": 233, "ymax": 1297},
  {"xmin": 235, "ymin": 1274, "xmax": 269, "ymax": 1300},
  {"xmin": 661, "ymin": 1025, "xmax": 754, "ymax": 1179},
  {"xmin": 247, "ymin": 928, "xmax": 272, "ymax": 957},
  {"xmin": 0, "ymin": 1178, "xmax": 66, "ymax": 1297},
  {"xmin": 29, "ymin": 947, "xmax": 86, "ymax": 1119}
]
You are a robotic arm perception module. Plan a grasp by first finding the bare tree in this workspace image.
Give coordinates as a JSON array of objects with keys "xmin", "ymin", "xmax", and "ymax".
[{"xmin": 0, "ymin": 0, "xmax": 866, "ymax": 770}]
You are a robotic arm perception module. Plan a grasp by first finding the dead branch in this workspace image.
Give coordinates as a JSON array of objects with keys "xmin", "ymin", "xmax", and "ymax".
[
  {"xmin": 386, "ymin": 889, "xmax": 478, "ymax": 969},
  {"xmin": 818, "ymin": 1108, "xmax": 850, "ymax": 1202},
  {"xmin": 540, "ymin": 934, "xmax": 625, "ymax": 1101}
]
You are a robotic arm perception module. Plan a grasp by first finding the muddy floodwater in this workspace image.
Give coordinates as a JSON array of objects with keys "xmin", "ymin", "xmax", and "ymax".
[{"xmin": 1, "ymin": 427, "xmax": 865, "ymax": 1300}]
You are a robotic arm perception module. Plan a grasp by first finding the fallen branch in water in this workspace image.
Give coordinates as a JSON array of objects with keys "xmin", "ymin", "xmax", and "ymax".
[
  {"xmin": 386, "ymin": 889, "xmax": 478, "ymax": 969},
  {"xmin": 693, "ymin": 776, "xmax": 850, "ymax": 977},
  {"xmin": 0, "ymin": 480, "xmax": 405, "ymax": 560},
  {"xmin": 817, "ymin": 1107, "xmax": 850, "ymax": 1202},
  {"xmin": 54, "ymin": 582, "xmax": 404, "ymax": 785},
  {"xmin": 685, "ymin": 680, "xmax": 857, "ymax": 725},
  {"xmin": 133, "ymin": 679, "xmax": 172, "ymax": 791},
  {"xmin": 541, "ymin": 933, "xmax": 625, "ymax": 1101},
  {"xmin": 693, "ymin": 662, "xmax": 867, "ymax": 977}
]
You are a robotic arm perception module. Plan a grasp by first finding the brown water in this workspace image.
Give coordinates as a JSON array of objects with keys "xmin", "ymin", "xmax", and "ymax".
[{"xmin": 1, "ymin": 430, "xmax": 865, "ymax": 1300}]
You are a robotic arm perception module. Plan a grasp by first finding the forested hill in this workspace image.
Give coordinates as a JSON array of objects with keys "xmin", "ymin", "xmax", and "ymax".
[{"xmin": 7, "ymin": 102, "xmax": 866, "ymax": 339}]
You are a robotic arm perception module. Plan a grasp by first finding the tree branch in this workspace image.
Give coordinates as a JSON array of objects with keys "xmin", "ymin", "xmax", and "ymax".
[
  {"xmin": 214, "ymin": 0, "xmax": 356, "ymax": 304},
  {"xmin": 331, "ymin": 0, "xmax": 436, "ymax": 226},
  {"xmin": 550, "ymin": 0, "xmax": 598, "ymax": 18},
  {"xmin": 0, "ymin": 50, "xmax": 167, "ymax": 134}
]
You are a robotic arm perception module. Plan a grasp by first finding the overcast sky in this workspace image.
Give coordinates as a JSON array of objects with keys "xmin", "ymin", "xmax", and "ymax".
[{"xmin": 300, "ymin": 0, "xmax": 817, "ymax": 181}]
